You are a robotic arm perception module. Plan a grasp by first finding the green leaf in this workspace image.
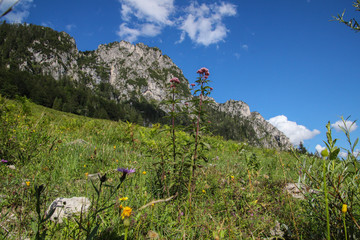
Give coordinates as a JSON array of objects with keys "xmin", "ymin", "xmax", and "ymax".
[
  {"xmin": 87, "ymin": 224, "xmax": 100, "ymax": 240},
  {"xmin": 90, "ymin": 180, "xmax": 99, "ymax": 195}
]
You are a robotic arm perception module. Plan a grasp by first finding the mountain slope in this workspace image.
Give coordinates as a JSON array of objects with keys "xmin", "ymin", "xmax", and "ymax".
[{"xmin": 0, "ymin": 22, "xmax": 292, "ymax": 150}]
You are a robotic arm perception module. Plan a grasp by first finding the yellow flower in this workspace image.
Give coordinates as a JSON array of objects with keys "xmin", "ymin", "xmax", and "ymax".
[
  {"xmin": 202, "ymin": 189, "xmax": 206, "ymax": 193},
  {"xmin": 119, "ymin": 197, "xmax": 128, "ymax": 201},
  {"xmin": 85, "ymin": 172, "xmax": 89, "ymax": 179},
  {"xmin": 25, "ymin": 181, "xmax": 30, "ymax": 186},
  {"xmin": 230, "ymin": 175, "xmax": 234, "ymax": 179},
  {"xmin": 142, "ymin": 171, "xmax": 146, "ymax": 175},
  {"xmin": 121, "ymin": 206, "xmax": 132, "ymax": 219},
  {"xmin": 342, "ymin": 204, "xmax": 348, "ymax": 213},
  {"xmin": 114, "ymin": 145, "xmax": 116, "ymax": 150},
  {"xmin": 84, "ymin": 164, "xmax": 86, "ymax": 168},
  {"xmin": 116, "ymin": 159, "xmax": 119, "ymax": 163},
  {"xmin": 119, "ymin": 204, "xmax": 123, "ymax": 209}
]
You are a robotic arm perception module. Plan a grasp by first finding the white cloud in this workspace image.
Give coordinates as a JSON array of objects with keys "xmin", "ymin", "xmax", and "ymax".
[
  {"xmin": 331, "ymin": 120, "xmax": 358, "ymax": 133},
  {"xmin": 119, "ymin": 0, "xmax": 174, "ymax": 25},
  {"xmin": 118, "ymin": 0, "xmax": 174, "ymax": 42},
  {"xmin": 65, "ymin": 24, "xmax": 76, "ymax": 31},
  {"xmin": 268, "ymin": 115, "xmax": 321, "ymax": 145},
  {"xmin": 178, "ymin": 2, "xmax": 237, "ymax": 46},
  {"xmin": 338, "ymin": 150, "xmax": 360, "ymax": 159},
  {"xmin": 241, "ymin": 44, "xmax": 248, "ymax": 50},
  {"xmin": 315, "ymin": 144, "xmax": 326, "ymax": 154},
  {"xmin": 0, "ymin": 0, "xmax": 33, "ymax": 23},
  {"xmin": 117, "ymin": 23, "xmax": 161, "ymax": 42},
  {"xmin": 117, "ymin": 0, "xmax": 237, "ymax": 45}
]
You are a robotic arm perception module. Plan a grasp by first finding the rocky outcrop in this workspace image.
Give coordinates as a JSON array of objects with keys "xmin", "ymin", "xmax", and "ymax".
[
  {"xmin": 19, "ymin": 34, "xmax": 189, "ymax": 102},
  {"xmin": 214, "ymin": 100, "xmax": 292, "ymax": 150}
]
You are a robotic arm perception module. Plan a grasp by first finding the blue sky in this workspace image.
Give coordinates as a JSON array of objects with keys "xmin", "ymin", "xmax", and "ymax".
[{"xmin": 1, "ymin": 0, "xmax": 359, "ymax": 156}]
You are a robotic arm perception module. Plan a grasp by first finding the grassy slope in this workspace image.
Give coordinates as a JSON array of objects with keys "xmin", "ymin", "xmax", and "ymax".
[{"xmin": 0, "ymin": 98, "xmax": 318, "ymax": 239}]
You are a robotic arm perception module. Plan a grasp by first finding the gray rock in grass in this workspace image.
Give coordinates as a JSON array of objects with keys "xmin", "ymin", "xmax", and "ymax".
[{"xmin": 46, "ymin": 197, "xmax": 91, "ymax": 223}]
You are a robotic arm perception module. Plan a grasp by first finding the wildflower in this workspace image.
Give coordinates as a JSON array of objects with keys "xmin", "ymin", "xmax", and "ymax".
[
  {"xmin": 197, "ymin": 67, "xmax": 209, "ymax": 75},
  {"xmin": 1, "ymin": 159, "xmax": 8, "ymax": 163},
  {"xmin": 142, "ymin": 171, "xmax": 146, "ymax": 175},
  {"xmin": 119, "ymin": 197, "xmax": 128, "ymax": 201},
  {"xmin": 26, "ymin": 181, "xmax": 30, "ymax": 186},
  {"xmin": 114, "ymin": 145, "xmax": 116, "ymax": 150},
  {"xmin": 84, "ymin": 164, "xmax": 86, "ymax": 168},
  {"xmin": 202, "ymin": 189, "xmax": 206, "ymax": 193},
  {"xmin": 119, "ymin": 204, "xmax": 123, "ymax": 209},
  {"xmin": 118, "ymin": 167, "xmax": 136, "ymax": 182},
  {"xmin": 170, "ymin": 77, "xmax": 180, "ymax": 84},
  {"xmin": 117, "ymin": 168, "xmax": 136, "ymax": 175},
  {"xmin": 121, "ymin": 206, "xmax": 132, "ymax": 219},
  {"xmin": 342, "ymin": 204, "xmax": 348, "ymax": 213},
  {"xmin": 85, "ymin": 172, "xmax": 89, "ymax": 179},
  {"xmin": 231, "ymin": 175, "xmax": 234, "ymax": 179}
]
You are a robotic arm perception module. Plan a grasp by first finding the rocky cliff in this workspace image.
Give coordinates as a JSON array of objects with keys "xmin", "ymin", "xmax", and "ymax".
[
  {"xmin": 214, "ymin": 100, "xmax": 292, "ymax": 149},
  {"xmin": 14, "ymin": 29, "xmax": 189, "ymax": 102},
  {"xmin": 0, "ymin": 23, "xmax": 292, "ymax": 150}
]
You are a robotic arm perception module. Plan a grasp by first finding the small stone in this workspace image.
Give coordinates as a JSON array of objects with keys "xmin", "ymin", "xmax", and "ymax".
[
  {"xmin": 46, "ymin": 197, "xmax": 91, "ymax": 223},
  {"xmin": 7, "ymin": 165, "xmax": 16, "ymax": 170}
]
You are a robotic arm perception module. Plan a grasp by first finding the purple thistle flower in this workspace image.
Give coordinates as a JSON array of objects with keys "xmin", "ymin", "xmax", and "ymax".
[
  {"xmin": 117, "ymin": 168, "xmax": 136, "ymax": 174},
  {"xmin": 1, "ymin": 159, "xmax": 8, "ymax": 163},
  {"xmin": 118, "ymin": 167, "xmax": 136, "ymax": 182}
]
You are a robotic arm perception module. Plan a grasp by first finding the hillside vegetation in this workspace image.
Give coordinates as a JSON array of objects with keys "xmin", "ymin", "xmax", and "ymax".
[
  {"xmin": 0, "ymin": 94, "xmax": 359, "ymax": 240},
  {"xmin": 0, "ymin": 22, "xmax": 292, "ymax": 149}
]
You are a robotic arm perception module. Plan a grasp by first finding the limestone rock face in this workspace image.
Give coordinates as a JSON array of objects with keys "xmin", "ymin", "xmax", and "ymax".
[
  {"xmin": 214, "ymin": 100, "xmax": 292, "ymax": 150},
  {"xmin": 19, "ymin": 36, "xmax": 189, "ymax": 102}
]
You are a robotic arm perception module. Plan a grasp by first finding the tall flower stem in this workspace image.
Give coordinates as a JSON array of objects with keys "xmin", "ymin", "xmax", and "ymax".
[
  {"xmin": 192, "ymin": 80, "xmax": 203, "ymax": 177},
  {"xmin": 171, "ymin": 87, "xmax": 176, "ymax": 164},
  {"xmin": 321, "ymin": 149, "xmax": 331, "ymax": 240}
]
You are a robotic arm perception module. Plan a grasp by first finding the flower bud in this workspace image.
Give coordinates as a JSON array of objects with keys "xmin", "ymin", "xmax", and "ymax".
[
  {"xmin": 321, "ymin": 149, "xmax": 329, "ymax": 157},
  {"xmin": 123, "ymin": 218, "xmax": 131, "ymax": 227}
]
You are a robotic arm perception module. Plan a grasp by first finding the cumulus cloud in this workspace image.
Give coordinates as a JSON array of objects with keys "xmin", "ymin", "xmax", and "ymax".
[
  {"xmin": 117, "ymin": 0, "xmax": 174, "ymax": 42},
  {"xmin": 117, "ymin": 0, "xmax": 237, "ymax": 45},
  {"xmin": 268, "ymin": 115, "xmax": 320, "ymax": 145},
  {"xmin": 315, "ymin": 144, "xmax": 326, "ymax": 154},
  {"xmin": 338, "ymin": 150, "xmax": 360, "ymax": 159},
  {"xmin": 178, "ymin": 2, "xmax": 236, "ymax": 46},
  {"xmin": 119, "ymin": 0, "xmax": 174, "ymax": 25},
  {"xmin": 0, "ymin": 0, "xmax": 33, "ymax": 23},
  {"xmin": 331, "ymin": 120, "xmax": 358, "ymax": 133},
  {"xmin": 241, "ymin": 44, "xmax": 248, "ymax": 50},
  {"xmin": 117, "ymin": 23, "xmax": 162, "ymax": 42}
]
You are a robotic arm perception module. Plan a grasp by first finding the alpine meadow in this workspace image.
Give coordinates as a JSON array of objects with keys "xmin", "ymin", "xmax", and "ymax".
[{"xmin": 0, "ymin": 1, "xmax": 360, "ymax": 240}]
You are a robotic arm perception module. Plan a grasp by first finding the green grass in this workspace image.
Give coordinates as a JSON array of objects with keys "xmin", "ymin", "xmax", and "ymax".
[{"xmin": 0, "ymin": 97, "xmax": 359, "ymax": 239}]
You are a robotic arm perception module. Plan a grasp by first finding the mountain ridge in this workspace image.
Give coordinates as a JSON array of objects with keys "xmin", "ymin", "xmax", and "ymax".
[{"xmin": 0, "ymin": 22, "xmax": 292, "ymax": 150}]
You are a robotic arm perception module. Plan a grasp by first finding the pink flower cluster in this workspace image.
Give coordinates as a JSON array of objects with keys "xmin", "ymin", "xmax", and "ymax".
[
  {"xmin": 196, "ymin": 67, "xmax": 210, "ymax": 79},
  {"xmin": 170, "ymin": 77, "xmax": 180, "ymax": 84}
]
